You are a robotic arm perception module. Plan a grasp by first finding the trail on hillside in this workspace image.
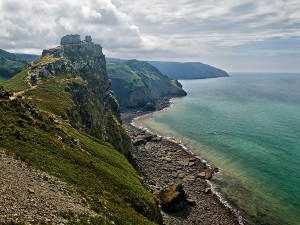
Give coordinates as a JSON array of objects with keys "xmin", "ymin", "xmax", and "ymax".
[{"xmin": 0, "ymin": 149, "xmax": 96, "ymax": 224}]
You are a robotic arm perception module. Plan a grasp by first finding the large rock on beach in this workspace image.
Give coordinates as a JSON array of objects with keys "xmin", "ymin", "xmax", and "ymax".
[
  {"xmin": 197, "ymin": 168, "xmax": 219, "ymax": 180},
  {"xmin": 154, "ymin": 184, "xmax": 187, "ymax": 212},
  {"xmin": 132, "ymin": 132, "xmax": 161, "ymax": 146}
]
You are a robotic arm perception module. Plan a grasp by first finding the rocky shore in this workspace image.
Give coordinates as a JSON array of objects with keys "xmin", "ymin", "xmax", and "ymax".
[{"xmin": 123, "ymin": 101, "xmax": 243, "ymax": 225}]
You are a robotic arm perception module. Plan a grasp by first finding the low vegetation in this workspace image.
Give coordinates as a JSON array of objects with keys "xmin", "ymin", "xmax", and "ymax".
[
  {"xmin": 1, "ymin": 68, "xmax": 30, "ymax": 93},
  {"xmin": 0, "ymin": 39, "xmax": 162, "ymax": 224},
  {"xmin": 0, "ymin": 49, "xmax": 28, "ymax": 79},
  {"xmin": 0, "ymin": 97, "xmax": 160, "ymax": 224},
  {"xmin": 107, "ymin": 60, "xmax": 187, "ymax": 108}
]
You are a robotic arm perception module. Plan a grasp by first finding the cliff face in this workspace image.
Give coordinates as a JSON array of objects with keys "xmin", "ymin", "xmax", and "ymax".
[
  {"xmin": 148, "ymin": 61, "xmax": 229, "ymax": 79},
  {"xmin": 106, "ymin": 58, "xmax": 229, "ymax": 80},
  {"xmin": 34, "ymin": 35, "xmax": 130, "ymax": 156},
  {"xmin": 107, "ymin": 60, "xmax": 187, "ymax": 109},
  {"xmin": 0, "ymin": 35, "xmax": 162, "ymax": 224}
]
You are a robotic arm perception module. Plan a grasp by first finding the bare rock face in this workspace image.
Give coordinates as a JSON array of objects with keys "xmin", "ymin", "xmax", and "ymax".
[
  {"xmin": 60, "ymin": 34, "xmax": 81, "ymax": 45},
  {"xmin": 34, "ymin": 34, "xmax": 130, "ymax": 157}
]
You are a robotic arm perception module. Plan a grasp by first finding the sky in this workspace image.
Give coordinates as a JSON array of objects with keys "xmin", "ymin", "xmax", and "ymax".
[{"xmin": 0, "ymin": 0, "xmax": 299, "ymax": 72}]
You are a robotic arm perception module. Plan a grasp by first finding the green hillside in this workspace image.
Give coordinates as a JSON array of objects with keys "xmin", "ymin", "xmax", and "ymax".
[
  {"xmin": 0, "ymin": 49, "xmax": 29, "ymax": 79},
  {"xmin": 148, "ymin": 61, "xmax": 229, "ymax": 79},
  {"xmin": 0, "ymin": 35, "xmax": 162, "ymax": 224},
  {"xmin": 107, "ymin": 60, "xmax": 187, "ymax": 109}
]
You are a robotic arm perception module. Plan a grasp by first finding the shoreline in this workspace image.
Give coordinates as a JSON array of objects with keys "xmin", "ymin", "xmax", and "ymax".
[{"xmin": 122, "ymin": 98, "xmax": 244, "ymax": 225}]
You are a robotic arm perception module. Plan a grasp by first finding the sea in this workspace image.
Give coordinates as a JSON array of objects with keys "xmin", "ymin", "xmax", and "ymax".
[{"xmin": 134, "ymin": 73, "xmax": 300, "ymax": 225}]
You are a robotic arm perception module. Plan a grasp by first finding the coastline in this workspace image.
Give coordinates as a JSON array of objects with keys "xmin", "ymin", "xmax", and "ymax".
[{"xmin": 122, "ymin": 98, "xmax": 244, "ymax": 225}]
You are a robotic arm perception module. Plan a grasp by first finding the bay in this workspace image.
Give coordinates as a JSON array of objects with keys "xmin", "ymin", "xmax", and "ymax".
[{"xmin": 134, "ymin": 73, "xmax": 300, "ymax": 225}]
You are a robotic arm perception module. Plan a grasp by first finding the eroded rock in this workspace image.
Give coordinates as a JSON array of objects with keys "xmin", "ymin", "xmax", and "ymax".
[
  {"xmin": 154, "ymin": 184, "xmax": 194, "ymax": 213},
  {"xmin": 197, "ymin": 168, "xmax": 219, "ymax": 180},
  {"xmin": 154, "ymin": 184, "xmax": 186, "ymax": 212}
]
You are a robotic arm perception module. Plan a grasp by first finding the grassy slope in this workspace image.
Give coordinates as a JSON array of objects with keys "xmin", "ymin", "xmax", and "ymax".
[
  {"xmin": 1, "ymin": 68, "xmax": 30, "ymax": 92},
  {"xmin": 0, "ymin": 77, "xmax": 6, "ymax": 83},
  {"xmin": 0, "ymin": 67, "xmax": 160, "ymax": 224},
  {"xmin": 0, "ymin": 49, "xmax": 28, "ymax": 79},
  {"xmin": 107, "ymin": 60, "xmax": 186, "ymax": 108},
  {"xmin": 107, "ymin": 62, "xmax": 144, "ymax": 87},
  {"xmin": 107, "ymin": 60, "xmax": 185, "ymax": 91}
]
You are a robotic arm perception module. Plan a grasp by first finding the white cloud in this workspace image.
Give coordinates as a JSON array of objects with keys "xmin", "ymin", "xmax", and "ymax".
[
  {"xmin": 0, "ymin": 0, "xmax": 299, "ymax": 71},
  {"xmin": 0, "ymin": 0, "xmax": 142, "ymax": 53}
]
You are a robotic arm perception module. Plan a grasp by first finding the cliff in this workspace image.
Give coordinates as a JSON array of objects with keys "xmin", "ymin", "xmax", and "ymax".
[
  {"xmin": 148, "ymin": 61, "xmax": 229, "ymax": 79},
  {"xmin": 106, "ymin": 58, "xmax": 229, "ymax": 80},
  {"xmin": 107, "ymin": 60, "xmax": 187, "ymax": 109},
  {"xmin": 0, "ymin": 35, "xmax": 162, "ymax": 224}
]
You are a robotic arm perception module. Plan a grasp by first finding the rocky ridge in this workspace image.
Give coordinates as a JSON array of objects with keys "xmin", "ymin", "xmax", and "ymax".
[
  {"xmin": 0, "ymin": 35, "xmax": 162, "ymax": 224},
  {"xmin": 20, "ymin": 34, "xmax": 131, "ymax": 156}
]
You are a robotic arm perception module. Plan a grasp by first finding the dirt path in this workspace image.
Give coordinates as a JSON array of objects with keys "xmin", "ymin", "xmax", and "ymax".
[{"xmin": 0, "ymin": 149, "xmax": 96, "ymax": 224}]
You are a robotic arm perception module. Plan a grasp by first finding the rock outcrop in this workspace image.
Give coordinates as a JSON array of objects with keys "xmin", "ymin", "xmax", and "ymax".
[
  {"xmin": 0, "ymin": 35, "xmax": 163, "ymax": 224},
  {"xmin": 33, "ymin": 35, "xmax": 130, "ymax": 156},
  {"xmin": 60, "ymin": 34, "xmax": 81, "ymax": 45},
  {"xmin": 154, "ymin": 183, "xmax": 193, "ymax": 213},
  {"xmin": 85, "ymin": 35, "xmax": 92, "ymax": 43}
]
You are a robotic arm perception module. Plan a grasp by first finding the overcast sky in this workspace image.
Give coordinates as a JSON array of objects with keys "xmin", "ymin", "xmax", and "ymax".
[{"xmin": 0, "ymin": 0, "xmax": 299, "ymax": 72}]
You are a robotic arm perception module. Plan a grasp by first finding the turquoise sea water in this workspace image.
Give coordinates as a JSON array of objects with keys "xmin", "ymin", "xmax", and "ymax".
[{"xmin": 134, "ymin": 73, "xmax": 300, "ymax": 225}]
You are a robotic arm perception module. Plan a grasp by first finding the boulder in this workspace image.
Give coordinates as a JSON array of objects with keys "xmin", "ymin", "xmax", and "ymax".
[
  {"xmin": 164, "ymin": 157, "xmax": 172, "ymax": 162},
  {"xmin": 151, "ymin": 136, "xmax": 162, "ymax": 142},
  {"xmin": 136, "ymin": 134, "xmax": 154, "ymax": 141},
  {"xmin": 133, "ymin": 139, "xmax": 145, "ymax": 146},
  {"xmin": 28, "ymin": 188, "xmax": 35, "ymax": 194},
  {"xmin": 197, "ymin": 171, "xmax": 206, "ymax": 178},
  {"xmin": 186, "ymin": 198, "xmax": 196, "ymax": 206},
  {"xmin": 178, "ymin": 159, "xmax": 190, "ymax": 166},
  {"xmin": 154, "ymin": 184, "xmax": 188, "ymax": 213},
  {"xmin": 183, "ymin": 175, "xmax": 195, "ymax": 182},
  {"xmin": 204, "ymin": 187, "xmax": 212, "ymax": 194},
  {"xmin": 171, "ymin": 172, "xmax": 178, "ymax": 178},
  {"xmin": 196, "ymin": 168, "xmax": 218, "ymax": 180}
]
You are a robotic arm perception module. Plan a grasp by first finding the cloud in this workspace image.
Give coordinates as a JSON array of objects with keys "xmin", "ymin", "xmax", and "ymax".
[
  {"xmin": 0, "ymin": 0, "xmax": 142, "ymax": 53},
  {"xmin": 0, "ymin": 0, "xmax": 299, "ymax": 71}
]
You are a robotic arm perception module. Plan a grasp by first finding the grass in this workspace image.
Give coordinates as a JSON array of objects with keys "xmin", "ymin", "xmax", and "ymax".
[
  {"xmin": 1, "ymin": 68, "xmax": 30, "ymax": 93},
  {"xmin": 32, "ymin": 54, "xmax": 60, "ymax": 67},
  {"xmin": 107, "ymin": 62, "xmax": 144, "ymax": 87},
  {"xmin": 0, "ymin": 99, "xmax": 160, "ymax": 224},
  {"xmin": 0, "ymin": 49, "xmax": 162, "ymax": 224},
  {"xmin": 0, "ymin": 77, "xmax": 7, "ymax": 84},
  {"xmin": 24, "ymin": 76, "xmax": 78, "ymax": 118}
]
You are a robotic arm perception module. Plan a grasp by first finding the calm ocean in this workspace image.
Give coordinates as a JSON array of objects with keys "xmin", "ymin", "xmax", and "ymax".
[{"xmin": 134, "ymin": 73, "xmax": 300, "ymax": 225}]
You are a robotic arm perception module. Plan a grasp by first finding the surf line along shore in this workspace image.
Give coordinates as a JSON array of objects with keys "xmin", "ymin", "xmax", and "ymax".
[{"xmin": 122, "ymin": 99, "xmax": 244, "ymax": 225}]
